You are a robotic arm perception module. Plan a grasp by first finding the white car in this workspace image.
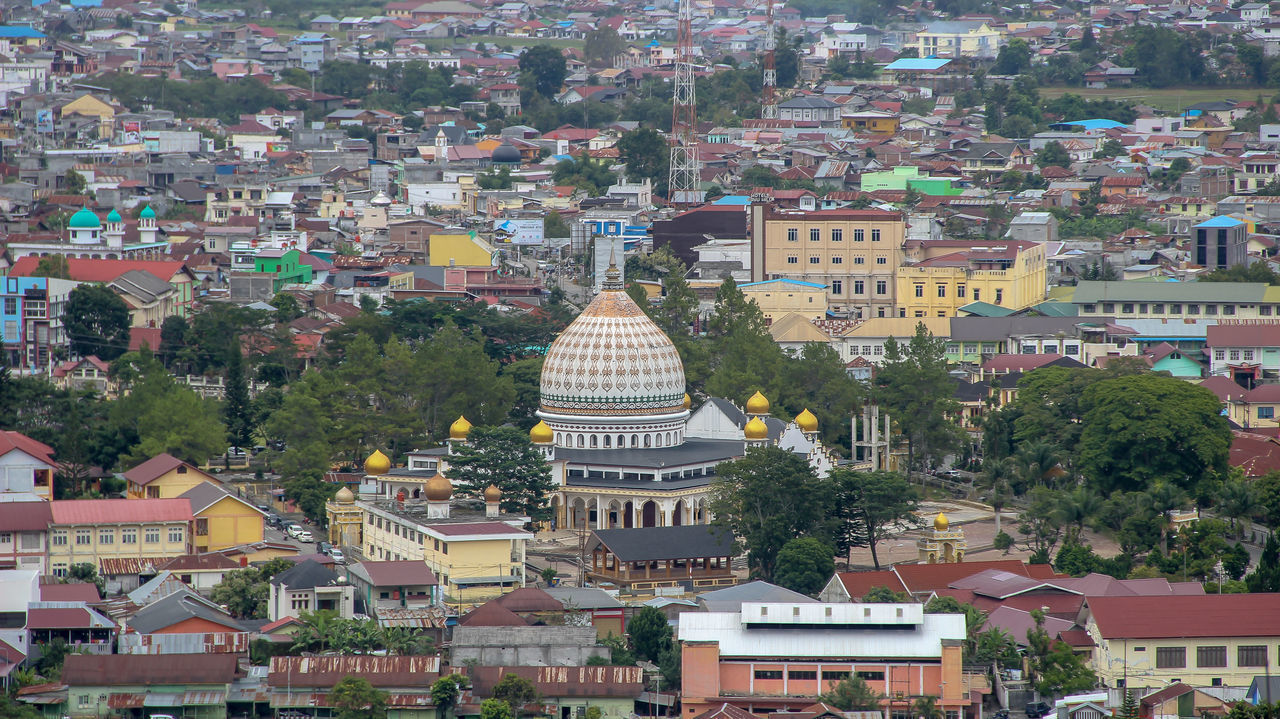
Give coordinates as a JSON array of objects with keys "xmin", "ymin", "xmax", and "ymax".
[
  {"xmin": 298, "ymin": 530, "xmax": 314, "ymax": 543},
  {"xmin": 329, "ymin": 549, "xmax": 345, "ymax": 563},
  {"xmin": 286, "ymin": 523, "xmax": 303, "ymax": 538}
]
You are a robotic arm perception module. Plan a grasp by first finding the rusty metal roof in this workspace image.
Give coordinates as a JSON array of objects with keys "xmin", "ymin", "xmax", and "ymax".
[
  {"xmin": 468, "ymin": 666, "xmax": 644, "ymax": 698},
  {"xmin": 267, "ymin": 656, "xmax": 440, "ymax": 688},
  {"xmin": 63, "ymin": 653, "xmax": 239, "ymax": 686}
]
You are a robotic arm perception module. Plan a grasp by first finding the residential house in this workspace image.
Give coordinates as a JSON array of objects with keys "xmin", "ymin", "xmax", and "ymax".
[
  {"xmin": 179, "ymin": 481, "xmax": 265, "ymax": 552},
  {"xmin": 346, "ymin": 560, "xmax": 441, "ymax": 616},
  {"xmin": 124, "ymin": 453, "xmax": 221, "ymax": 499},
  {"xmin": 268, "ymin": 559, "xmax": 356, "ymax": 621},
  {"xmin": 7, "ymin": 257, "xmax": 195, "ymax": 319},
  {"xmin": 837, "ymin": 317, "xmax": 950, "ymax": 365},
  {"xmin": 1193, "ymin": 216, "xmax": 1249, "ymax": 270},
  {"xmin": 1205, "ymin": 322, "xmax": 1280, "ymax": 385},
  {"xmin": 0, "ymin": 502, "xmax": 51, "ymax": 570},
  {"xmin": 60, "ymin": 653, "xmax": 240, "ymax": 719},
  {"xmin": 154, "ymin": 554, "xmax": 244, "ymax": 593},
  {"xmin": 50, "ymin": 356, "xmax": 114, "ymax": 395},
  {"xmin": 778, "ymin": 96, "xmax": 841, "ymax": 125},
  {"xmin": 268, "ymin": 655, "xmax": 440, "ymax": 716},
  {"xmin": 47, "ymin": 499, "xmax": 194, "ymax": 586},
  {"xmin": 0, "ymin": 275, "xmax": 80, "ymax": 373},
  {"xmin": 119, "ymin": 589, "xmax": 250, "ymax": 655},
  {"xmin": 0, "ymin": 431, "xmax": 56, "ymax": 501},
  {"xmin": 740, "ymin": 279, "xmax": 828, "ymax": 322},
  {"xmin": 545, "ymin": 586, "xmax": 626, "ymax": 639},
  {"xmin": 915, "ymin": 21, "xmax": 1004, "ymax": 58}
]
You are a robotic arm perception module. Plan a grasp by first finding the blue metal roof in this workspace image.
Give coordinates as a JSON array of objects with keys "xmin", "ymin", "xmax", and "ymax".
[
  {"xmin": 712, "ymin": 195, "xmax": 750, "ymax": 206},
  {"xmin": 1196, "ymin": 215, "xmax": 1245, "ymax": 228},
  {"xmin": 884, "ymin": 57, "xmax": 951, "ymax": 71},
  {"xmin": 0, "ymin": 26, "xmax": 45, "ymax": 38},
  {"xmin": 1056, "ymin": 118, "xmax": 1128, "ymax": 130},
  {"xmin": 740, "ymin": 278, "xmax": 827, "ymax": 289}
]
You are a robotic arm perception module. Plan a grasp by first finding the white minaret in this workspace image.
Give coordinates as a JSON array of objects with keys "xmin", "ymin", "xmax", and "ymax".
[
  {"xmin": 104, "ymin": 209, "xmax": 124, "ymax": 250},
  {"xmin": 138, "ymin": 205, "xmax": 158, "ymax": 244}
]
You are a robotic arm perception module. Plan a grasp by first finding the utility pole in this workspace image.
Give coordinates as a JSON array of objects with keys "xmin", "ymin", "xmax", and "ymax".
[
  {"xmin": 761, "ymin": 0, "xmax": 777, "ymax": 120},
  {"xmin": 667, "ymin": 0, "xmax": 699, "ymax": 206}
]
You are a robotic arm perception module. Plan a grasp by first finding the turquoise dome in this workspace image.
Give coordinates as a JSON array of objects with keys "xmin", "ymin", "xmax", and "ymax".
[
  {"xmin": 106, "ymin": 209, "xmax": 122, "ymax": 223},
  {"xmin": 68, "ymin": 207, "xmax": 101, "ymax": 229},
  {"xmin": 139, "ymin": 205, "xmax": 156, "ymax": 219}
]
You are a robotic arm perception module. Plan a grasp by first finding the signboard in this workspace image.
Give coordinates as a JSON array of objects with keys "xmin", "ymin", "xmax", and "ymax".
[
  {"xmin": 35, "ymin": 109, "xmax": 52, "ymax": 134},
  {"xmin": 122, "ymin": 121, "xmax": 141, "ymax": 144},
  {"xmin": 493, "ymin": 218, "xmax": 544, "ymax": 246}
]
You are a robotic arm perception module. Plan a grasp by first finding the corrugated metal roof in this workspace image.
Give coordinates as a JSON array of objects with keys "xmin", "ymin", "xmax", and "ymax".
[
  {"xmin": 143, "ymin": 692, "xmax": 185, "ymax": 707},
  {"xmin": 107, "ymin": 693, "xmax": 144, "ymax": 709},
  {"xmin": 183, "ymin": 690, "xmax": 227, "ymax": 705},
  {"xmin": 268, "ymin": 656, "xmax": 440, "ymax": 688},
  {"xmin": 678, "ymin": 610, "xmax": 965, "ymax": 659},
  {"xmin": 51, "ymin": 498, "xmax": 194, "ymax": 525}
]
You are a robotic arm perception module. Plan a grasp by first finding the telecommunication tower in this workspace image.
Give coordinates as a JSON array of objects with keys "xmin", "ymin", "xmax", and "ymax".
[
  {"xmin": 667, "ymin": 0, "xmax": 700, "ymax": 206},
  {"xmin": 761, "ymin": 0, "xmax": 778, "ymax": 120}
]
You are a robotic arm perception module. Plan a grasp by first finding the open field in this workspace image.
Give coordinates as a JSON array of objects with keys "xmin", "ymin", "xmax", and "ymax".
[
  {"xmin": 417, "ymin": 35, "xmax": 586, "ymax": 50},
  {"xmin": 1039, "ymin": 85, "xmax": 1272, "ymax": 113}
]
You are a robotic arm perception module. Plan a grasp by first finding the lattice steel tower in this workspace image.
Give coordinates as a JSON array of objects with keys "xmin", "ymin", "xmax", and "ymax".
[
  {"xmin": 761, "ymin": 0, "xmax": 778, "ymax": 120},
  {"xmin": 667, "ymin": 0, "xmax": 700, "ymax": 206}
]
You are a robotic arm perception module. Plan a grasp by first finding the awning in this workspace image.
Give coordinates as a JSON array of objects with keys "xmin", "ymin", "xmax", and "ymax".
[
  {"xmin": 20, "ymin": 691, "xmax": 68, "ymax": 705},
  {"xmin": 270, "ymin": 691, "xmax": 330, "ymax": 708},
  {"xmin": 183, "ymin": 690, "xmax": 228, "ymax": 705},
  {"xmin": 144, "ymin": 692, "xmax": 184, "ymax": 707},
  {"xmin": 108, "ymin": 693, "xmax": 145, "ymax": 709},
  {"xmin": 452, "ymin": 575, "xmax": 521, "ymax": 585}
]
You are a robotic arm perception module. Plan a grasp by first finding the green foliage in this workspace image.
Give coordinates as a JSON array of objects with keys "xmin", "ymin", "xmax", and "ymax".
[
  {"xmin": 831, "ymin": 469, "xmax": 922, "ymax": 569},
  {"xmin": 873, "ymin": 323, "xmax": 962, "ymax": 472},
  {"xmin": 64, "ymin": 563, "xmax": 105, "ymax": 598},
  {"xmin": 1043, "ymin": 94, "xmax": 1138, "ymax": 125},
  {"xmin": 446, "ymin": 425, "xmax": 554, "ymax": 522},
  {"xmin": 627, "ymin": 606, "xmax": 674, "ymax": 664},
  {"xmin": 33, "ymin": 254, "xmax": 71, "ymax": 279},
  {"xmin": 617, "ymin": 128, "xmax": 668, "ymax": 196},
  {"xmin": 992, "ymin": 38, "xmax": 1032, "ymax": 75},
  {"xmin": 209, "ymin": 557, "xmax": 292, "ymax": 619},
  {"xmin": 1246, "ymin": 533, "xmax": 1280, "ymax": 592},
  {"xmin": 519, "ymin": 45, "xmax": 567, "ymax": 98},
  {"xmin": 223, "ymin": 346, "xmax": 253, "ymax": 449},
  {"xmin": 331, "ymin": 676, "xmax": 389, "ymax": 719},
  {"xmin": 35, "ymin": 637, "xmax": 71, "ymax": 678},
  {"xmin": 478, "ymin": 167, "xmax": 514, "ymax": 190},
  {"xmin": 1053, "ymin": 538, "xmax": 1132, "ymax": 579},
  {"xmin": 543, "ymin": 210, "xmax": 570, "ymax": 238},
  {"xmin": 993, "ymin": 531, "xmax": 1014, "ymax": 551},
  {"xmin": 110, "ymin": 350, "xmax": 229, "ymax": 467},
  {"xmin": 1200, "ymin": 262, "xmax": 1280, "ymax": 285},
  {"xmin": 1119, "ymin": 25, "xmax": 1205, "ymax": 87},
  {"xmin": 432, "ymin": 674, "xmax": 468, "ymax": 719},
  {"xmin": 773, "ymin": 537, "xmax": 836, "ymax": 596},
  {"xmin": 583, "ymin": 26, "xmax": 625, "ymax": 67},
  {"xmin": 861, "ymin": 585, "xmax": 909, "ymax": 602},
  {"xmin": 552, "ymin": 153, "xmax": 616, "ymax": 196},
  {"xmin": 94, "ymin": 73, "xmax": 287, "ymax": 124},
  {"xmin": 1027, "ymin": 610, "xmax": 1098, "ymax": 696},
  {"xmin": 481, "ymin": 698, "xmax": 515, "ymax": 719},
  {"xmin": 64, "ymin": 284, "xmax": 132, "ymax": 361},
  {"xmin": 712, "ymin": 446, "xmax": 834, "ymax": 580},
  {"xmin": 973, "ymin": 627, "xmax": 1021, "ymax": 669},
  {"xmin": 820, "ymin": 675, "xmax": 883, "ymax": 711},
  {"xmin": 492, "ymin": 673, "xmax": 540, "ymax": 710},
  {"xmin": 1034, "ymin": 141, "xmax": 1071, "ymax": 169}
]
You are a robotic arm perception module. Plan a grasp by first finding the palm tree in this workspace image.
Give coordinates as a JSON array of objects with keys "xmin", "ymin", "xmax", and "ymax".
[
  {"xmin": 1216, "ymin": 476, "xmax": 1255, "ymax": 538},
  {"xmin": 1058, "ymin": 486, "xmax": 1103, "ymax": 541},
  {"xmin": 1144, "ymin": 482, "xmax": 1189, "ymax": 553},
  {"xmin": 913, "ymin": 695, "xmax": 945, "ymax": 719},
  {"xmin": 291, "ymin": 610, "xmax": 339, "ymax": 654},
  {"xmin": 1017, "ymin": 440, "xmax": 1064, "ymax": 490},
  {"xmin": 981, "ymin": 457, "xmax": 1018, "ymax": 535}
]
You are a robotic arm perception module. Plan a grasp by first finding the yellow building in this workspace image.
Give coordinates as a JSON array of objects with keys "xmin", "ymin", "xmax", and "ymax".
[
  {"xmin": 895, "ymin": 239, "xmax": 1047, "ymax": 318},
  {"xmin": 179, "ymin": 481, "xmax": 266, "ymax": 552},
  {"xmin": 750, "ymin": 204, "xmax": 907, "ymax": 318},
  {"xmin": 48, "ymin": 498, "xmax": 193, "ymax": 578},
  {"xmin": 59, "ymin": 94, "xmax": 117, "ymax": 139},
  {"xmin": 841, "ymin": 111, "xmax": 900, "ymax": 134},
  {"xmin": 428, "ymin": 231, "xmax": 497, "ymax": 267},
  {"xmin": 1085, "ymin": 595, "xmax": 1280, "ymax": 690},
  {"xmin": 740, "ymin": 278, "xmax": 828, "ymax": 322},
  {"xmin": 915, "ymin": 22, "xmax": 1004, "ymax": 59},
  {"xmin": 123, "ymin": 453, "xmax": 222, "ymax": 499}
]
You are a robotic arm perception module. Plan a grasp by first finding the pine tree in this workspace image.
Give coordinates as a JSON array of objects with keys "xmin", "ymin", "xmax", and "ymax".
[
  {"xmin": 1119, "ymin": 689, "xmax": 1139, "ymax": 719},
  {"xmin": 1246, "ymin": 532, "xmax": 1280, "ymax": 592},
  {"xmin": 223, "ymin": 343, "xmax": 253, "ymax": 449}
]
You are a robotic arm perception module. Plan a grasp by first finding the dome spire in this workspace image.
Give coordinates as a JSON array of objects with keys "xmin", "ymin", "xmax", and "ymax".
[{"xmin": 602, "ymin": 245, "xmax": 623, "ymax": 291}]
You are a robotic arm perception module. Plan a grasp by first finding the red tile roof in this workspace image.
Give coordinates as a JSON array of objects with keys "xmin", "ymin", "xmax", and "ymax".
[
  {"xmin": 63, "ymin": 653, "xmax": 239, "ymax": 685},
  {"xmin": 26, "ymin": 607, "xmax": 112, "ymax": 630},
  {"xmin": 493, "ymin": 586, "xmax": 562, "ymax": 612},
  {"xmin": 1206, "ymin": 322, "xmax": 1280, "ymax": 347},
  {"xmin": 0, "ymin": 431, "xmax": 55, "ymax": 465},
  {"xmin": 895, "ymin": 560, "xmax": 1056, "ymax": 593},
  {"xmin": 50, "ymin": 498, "xmax": 194, "ymax": 525},
  {"xmin": 130, "ymin": 326, "xmax": 164, "ymax": 352},
  {"xmin": 982, "ymin": 353, "xmax": 1068, "ymax": 372},
  {"xmin": 1088, "ymin": 594, "xmax": 1280, "ymax": 639},
  {"xmin": 0, "ymin": 501, "xmax": 51, "ymax": 532},
  {"xmin": 834, "ymin": 569, "xmax": 908, "ymax": 599},
  {"xmin": 8, "ymin": 257, "xmax": 190, "ymax": 284},
  {"xmin": 459, "ymin": 601, "xmax": 528, "ymax": 627}
]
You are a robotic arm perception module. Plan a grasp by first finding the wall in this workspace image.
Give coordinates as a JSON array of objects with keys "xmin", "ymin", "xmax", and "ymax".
[
  {"xmin": 451, "ymin": 626, "xmax": 608, "ymax": 666},
  {"xmin": 128, "ymin": 466, "xmax": 209, "ymax": 499},
  {"xmin": 196, "ymin": 495, "xmax": 264, "ymax": 552},
  {"xmin": 49, "ymin": 521, "xmax": 189, "ymax": 577},
  {"xmin": 1090, "ymin": 626, "xmax": 1280, "ymax": 689}
]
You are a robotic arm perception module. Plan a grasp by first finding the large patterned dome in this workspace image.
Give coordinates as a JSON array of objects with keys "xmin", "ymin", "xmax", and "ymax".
[{"xmin": 539, "ymin": 268, "xmax": 686, "ymax": 418}]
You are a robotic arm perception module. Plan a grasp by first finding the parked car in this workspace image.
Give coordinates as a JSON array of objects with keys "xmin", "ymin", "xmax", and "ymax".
[
  {"xmin": 329, "ymin": 549, "xmax": 345, "ymax": 564},
  {"xmin": 286, "ymin": 523, "xmax": 303, "ymax": 538},
  {"xmin": 318, "ymin": 541, "xmax": 333, "ymax": 555},
  {"xmin": 1026, "ymin": 702, "xmax": 1052, "ymax": 718},
  {"xmin": 298, "ymin": 530, "xmax": 314, "ymax": 543}
]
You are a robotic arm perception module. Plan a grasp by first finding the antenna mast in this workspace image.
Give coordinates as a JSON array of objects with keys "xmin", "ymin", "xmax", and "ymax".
[{"xmin": 667, "ymin": 0, "xmax": 700, "ymax": 206}]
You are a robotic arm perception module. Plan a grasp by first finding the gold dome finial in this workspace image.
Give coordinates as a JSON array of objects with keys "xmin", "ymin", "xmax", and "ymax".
[
  {"xmin": 745, "ymin": 390, "xmax": 770, "ymax": 415},
  {"xmin": 335, "ymin": 486, "xmax": 355, "ymax": 503},
  {"xmin": 449, "ymin": 415, "xmax": 472, "ymax": 440},
  {"xmin": 530, "ymin": 420, "xmax": 554, "ymax": 444},
  {"xmin": 934, "ymin": 511, "xmax": 949, "ymax": 531},
  {"xmin": 425, "ymin": 473, "xmax": 453, "ymax": 502},
  {"xmin": 796, "ymin": 408, "xmax": 818, "ymax": 433},
  {"xmin": 744, "ymin": 416, "xmax": 768, "ymax": 440},
  {"xmin": 484, "ymin": 483, "xmax": 502, "ymax": 502},
  {"xmin": 364, "ymin": 449, "xmax": 391, "ymax": 476},
  {"xmin": 683, "ymin": 393, "xmax": 692, "ymax": 410}
]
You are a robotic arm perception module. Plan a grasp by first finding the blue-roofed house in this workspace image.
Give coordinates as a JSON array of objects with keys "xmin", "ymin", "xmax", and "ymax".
[
  {"xmin": 740, "ymin": 278, "xmax": 828, "ymax": 322},
  {"xmin": 880, "ymin": 57, "xmax": 958, "ymax": 90},
  {"xmin": 0, "ymin": 26, "xmax": 45, "ymax": 55},
  {"xmin": 1194, "ymin": 215, "xmax": 1249, "ymax": 270},
  {"xmin": 1049, "ymin": 119, "xmax": 1130, "ymax": 132}
]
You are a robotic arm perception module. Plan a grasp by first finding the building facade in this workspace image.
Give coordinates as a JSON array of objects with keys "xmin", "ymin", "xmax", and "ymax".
[
  {"xmin": 47, "ymin": 499, "xmax": 193, "ymax": 578},
  {"xmin": 895, "ymin": 239, "xmax": 1047, "ymax": 318}
]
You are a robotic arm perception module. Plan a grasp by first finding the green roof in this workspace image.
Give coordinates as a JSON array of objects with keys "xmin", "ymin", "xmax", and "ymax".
[
  {"xmin": 958, "ymin": 301, "xmax": 1015, "ymax": 317},
  {"xmin": 1073, "ymin": 280, "xmax": 1268, "ymax": 304},
  {"xmin": 68, "ymin": 207, "xmax": 100, "ymax": 229},
  {"xmin": 106, "ymin": 209, "xmax": 122, "ymax": 223},
  {"xmin": 139, "ymin": 205, "xmax": 156, "ymax": 219},
  {"xmin": 1029, "ymin": 301, "xmax": 1077, "ymax": 317}
]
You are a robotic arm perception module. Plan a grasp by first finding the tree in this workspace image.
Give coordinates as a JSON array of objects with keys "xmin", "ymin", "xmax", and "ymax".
[
  {"xmin": 492, "ymin": 673, "xmax": 540, "ymax": 711},
  {"xmin": 331, "ymin": 676, "xmax": 388, "ymax": 719},
  {"xmin": 519, "ymin": 45, "xmax": 567, "ymax": 98},
  {"xmin": 617, "ymin": 128, "xmax": 669, "ymax": 194},
  {"xmin": 1246, "ymin": 533, "xmax": 1280, "ymax": 592},
  {"xmin": 64, "ymin": 284, "xmax": 132, "ymax": 361},
  {"xmin": 209, "ymin": 558, "xmax": 292, "ymax": 618},
  {"xmin": 873, "ymin": 323, "xmax": 962, "ymax": 473},
  {"xmin": 272, "ymin": 292, "xmax": 303, "ymax": 322},
  {"xmin": 552, "ymin": 153, "xmax": 616, "ymax": 196},
  {"xmin": 223, "ymin": 345, "xmax": 253, "ymax": 449},
  {"xmin": 711, "ymin": 446, "xmax": 833, "ymax": 580},
  {"xmin": 64, "ymin": 563, "xmax": 105, "ymax": 598},
  {"xmin": 973, "ymin": 627, "xmax": 1021, "ymax": 669},
  {"xmin": 583, "ymin": 26, "xmax": 625, "ymax": 67},
  {"xmin": 158, "ymin": 315, "xmax": 188, "ymax": 369},
  {"xmin": 1035, "ymin": 141, "xmax": 1072, "ymax": 169},
  {"xmin": 913, "ymin": 696, "xmax": 944, "ymax": 719},
  {"xmin": 773, "ymin": 537, "xmax": 835, "ymax": 596},
  {"xmin": 992, "ymin": 38, "xmax": 1031, "ymax": 75},
  {"xmin": 862, "ymin": 585, "xmax": 909, "ymax": 602},
  {"xmin": 65, "ymin": 169, "xmax": 88, "ymax": 196},
  {"xmin": 432, "ymin": 675, "xmax": 468, "ymax": 719},
  {"xmin": 33, "ymin": 255, "xmax": 71, "ymax": 279},
  {"xmin": 544, "ymin": 210, "xmax": 570, "ymax": 238},
  {"xmin": 1018, "ymin": 487, "xmax": 1064, "ymax": 563},
  {"xmin": 820, "ymin": 675, "xmax": 883, "ymax": 711},
  {"xmin": 481, "ymin": 698, "xmax": 515, "ymax": 719},
  {"xmin": 1027, "ymin": 609, "xmax": 1097, "ymax": 696},
  {"xmin": 1118, "ymin": 689, "xmax": 1139, "ymax": 719},
  {"xmin": 446, "ymin": 425, "xmax": 554, "ymax": 522},
  {"xmin": 831, "ymin": 469, "xmax": 922, "ymax": 569},
  {"xmin": 1223, "ymin": 542, "xmax": 1250, "ymax": 581},
  {"xmin": 627, "ymin": 606, "xmax": 673, "ymax": 663}
]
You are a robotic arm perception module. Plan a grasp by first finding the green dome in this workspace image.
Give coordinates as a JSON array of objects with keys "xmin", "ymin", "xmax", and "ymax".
[
  {"xmin": 68, "ymin": 207, "xmax": 101, "ymax": 229},
  {"xmin": 139, "ymin": 205, "xmax": 156, "ymax": 219},
  {"xmin": 106, "ymin": 209, "xmax": 122, "ymax": 223}
]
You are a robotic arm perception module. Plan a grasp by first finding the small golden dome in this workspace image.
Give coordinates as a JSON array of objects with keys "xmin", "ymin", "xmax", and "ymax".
[
  {"xmin": 484, "ymin": 483, "xmax": 502, "ymax": 502},
  {"xmin": 335, "ymin": 486, "xmax": 355, "ymax": 503},
  {"xmin": 745, "ymin": 390, "xmax": 770, "ymax": 415},
  {"xmin": 425, "ymin": 473, "xmax": 453, "ymax": 502},
  {"xmin": 934, "ymin": 512, "xmax": 949, "ymax": 531},
  {"xmin": 683, "ymin": 393, "xmax": 692, "ymax": 410},
  {"xmin": 449, "ymin": 415, "xmax": 472, "ymax": 440},
  {"xmin": 364, "ymin": 449, "xmax": 391, "ymax": 476},
  {"xmin": 796, "ymin": 408, "xmax": 819, "ymax": 433},
  {"xmin": 744, "ymin": 416, "xmax": 768, "ymax": 440},
  {"xmin": 530, "ymin": 420, "xmax": 554, "ymax": 444}
]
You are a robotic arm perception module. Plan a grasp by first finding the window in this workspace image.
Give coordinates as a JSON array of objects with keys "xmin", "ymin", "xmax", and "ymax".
[
  {"xmin": 832, "ymin": 229, "xmax": 843, "ymax": 242},
  {"xmin": 1206, "ymin": 304, "xmax": 1218, "ymax": 316},
  {"xmin": 937, "ymin": 285, "xmax": 947, "ymax": 298},
  {"xmin": 52, "ymin": 531, "xmax": 66, "ymax": 546},
  {"xmin": 861, "ymin": 345, "xmax": 872, "ymax": 355},
  {"xmin": 1064, "ymin": 344, "xmax": 1080, "ymax": 355},
  {"xmin": 875, "ymin": 281, "xmax": 887, "ymax": 295},
  {"xmin": 964, "ymin": 344, "xmax": 978, "ymax": 354},
  {"xmin": 1224, "ymin": 304, "xmax": 1236, "ymax": 316},
  {"xmin": 957, "ymin": 285, "xmax": 966, "ymax": 298},
  {"xmin": 78, "ymin": 694, "xmax": 90, "ymax": 709},
  {"xmin": 98, "ymin": 530, "xmax": 113, "ymax": 545},
  {"xmin": 995, "ymin": 289, "xmax": 1003, "ymax": 304},
  {"xmin": 754, "ymin": 670, "xmax": 783, "ymax": 680},
  {"xmin": 1083, "ymin": 304, "xmax": 1096, "ymax": 313},
  {"xmin": 196, "ymin": 518, "xmax": 209, "ymax": 536},
  {"xmin": 787, "ymin": 256, "xmax": 799, "ymax": 264},
  {"xmin": 1170, "ymin": 304, "xmax": 1182, "ymax": 314},
  {"xmin": 169, "ymin": 527, "xmax": 184, "ymax": 543},
  {"xmin": 832, "ymin": 280, "xmax": 843, "ymax": 294},
  {"xmin": 946, "ymin": 343, "xmax": 960, "ymax": 354},
  {"xmin": 1265, "ymin": 306, "xmax": 1275, "ymax": 317},
  {"xmin": 915, "ymin": 285, "xmax": 925, "ymax": 298},
  {"xmin": 441, "ymin": 542, "xmax": 448, "ymax": 554},
  {"xmin": 1239, "ymin": 646, "xmax": 1269, "ymax": 667},
  {"xmin": 1156, "ymin": 647, "xmax": 1186, "ymax": 668},
  {"xmin": 1198, "ymin": 646, "xmax": 1227, "ymax": 667},
  {"xmin": 1215, "ymin": 350, "xmax": 1226, "ymax": 361},
  {"xmin": 1122, "ymin": 303, "xmax": 1134, "ymax": 314},
  {"xmin": 1153, "ymin": 304, "xmax": 1164, "ymax": 313},
  {"xmin": 823, "ymin": 671, "xmax": 851, "ymax": 681},
  {"xmin": 854, "ymin": 280, "xmax": 865, "ymax": 294},
  {"xmin": 2, "ymin": 298, "xmax": 14, "ymax": 314},
  {"xmin": 145, "ymin": 528, "xmax": 161, "ymax": 544},
  {"xmin": 787, "ymin": 228, "xmax": 798, "ymax": 242},
  {"xmin": 854, "ymin": 257, "xmax": 865, "ymax": 264},
  {"xmin": 854, "ymin": 229, "xmax": 864, "ymax": 241},
  {"xmin": 788, "ymin": 670, "xmax": 818, "ymax": 680},
  {"xmin": 1260, "ymin": 407, "xmax": 1275, "ymax": 419},
  {"xmin": 810, "ymin": 228, "xmax": 821, "ymax": 242},
  {"xmin": 0, "ymin": 533, "xmax": 8, "ymax": 544},
  {"xmin": 872, "ymin": 229, "xmax": 881, "ymax": 241},
  {"xmin": 857, "ymin": 671, "xmax": 886, "ymax": 681},
  {"xmin": 876, "ymin": 257, "xmax": 887, "ymax": 264},
  {"xmin": 873, "ymin": 345, "xmax": 884, "ymax": 356},
  {"xmin": 809, "ymin": 256, "xmax": 820, "ymax": 264},
  {"xmin": 1230, "ymin": 350, "xmax": 1241, "ymax": 361},
  {"xmin": 832, "ymin": 256, "xmax": 843, "ymax": 264},
  {"xmin": 75, "ymin": 530, "xmax": 91, "ymax": 545},
  {"xmin": 973, "ymin": 289, "xmax": 981, "ymax": 301},
  {"xmin": 1245, "ymin": 350, "xmax": 1256, "ymax": 361},
  {"xmin": 122, "ymin": 529, "xmax": 137, "ymax": 544}
]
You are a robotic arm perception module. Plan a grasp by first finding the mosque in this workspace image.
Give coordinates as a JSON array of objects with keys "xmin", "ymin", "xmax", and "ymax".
[
  {"xmin": 331, "ymin": 260, "xmax": 841, "ymax": 542},
  {"xmin": 6, "ymin": 205, "xmax": 168, "ymax": 260}
]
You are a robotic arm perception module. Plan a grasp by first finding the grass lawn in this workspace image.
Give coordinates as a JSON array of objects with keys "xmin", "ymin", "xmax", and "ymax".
[
  {"xmin": 1039, "ymin": 85, "xmax": 1272, "ymax": 113},
  {"xmin": 418, "ymin": 35, "xmax": 585, "ymax": 51}
]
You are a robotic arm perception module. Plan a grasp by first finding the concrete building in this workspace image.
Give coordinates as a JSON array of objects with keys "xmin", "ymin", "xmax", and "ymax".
[
  {"xmin": 267, "ymin": 559, "xmax": 355, "ymax": 621},
  {"xmin": 895, "ymin": 239, "xmax": 1048, "ymax": 318},
  {"xmin": 47, "ymin": 499, "xmax": 194, "ymax": 583},
  {"xmin": 1193, "ymin": 216, "xmax": 1249, "ymax": 270},
  {"xmin": 740, "ymin": 278, "xmax": 828, "ymax": 322}
]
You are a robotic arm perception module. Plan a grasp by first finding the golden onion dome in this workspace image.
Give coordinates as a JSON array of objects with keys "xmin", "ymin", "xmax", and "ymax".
[
  {"xmin": 745, "ymin": 390, "xmax": 770, "ymax": 415},
  {"xmin": 683, "ymin": 393, "xmax": 692, "ymax": 410},
  {"xmin": 744, "ymin": 416, "xmax": 769, "ymax": 440},
  {"xmin": 796, "ymin": 408, "xmax": 819, "ymax": 433},
  {"xmin": 334, "ymin": 486, "xmax": 355, "ymax": 503},
  {"xmin": 484, "ymin": 483, "xmax": 502, "ymax": 502},
  {"xmin": 449, "ymin": 415, "xmax": 473, "ymax": 440},
  {"xmin": 425, "ymin": 473, "xmax": 453, "ymax": 502},
  {"xmin": 364, "ymin": 449, "xmax": 391, "ymax": 476},
  {"xmin": 934, "ymin": 512, "xmax": 949, "ymax": 531},
  {"xmin": 529, "ymin": 420, "xmax": 554, "ymax": 444}
]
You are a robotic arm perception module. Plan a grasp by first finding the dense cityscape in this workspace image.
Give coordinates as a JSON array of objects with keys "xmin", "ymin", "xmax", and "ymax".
[{"xmin": 2, "ymin": 0, "xmax": 1280, "ymax": 718}]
